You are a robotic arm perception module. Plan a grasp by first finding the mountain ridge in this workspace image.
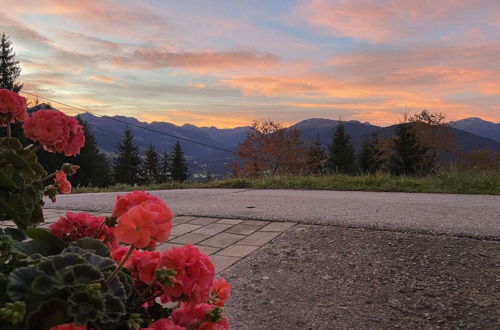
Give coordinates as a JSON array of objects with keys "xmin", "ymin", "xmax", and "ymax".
[{"xmin": 78, "ymin": 113, "xmax": 500, "ymax": 176}]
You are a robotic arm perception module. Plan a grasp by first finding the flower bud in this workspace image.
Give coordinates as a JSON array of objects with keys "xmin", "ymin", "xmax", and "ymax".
[
  {"xmin": 0, "ymin": 301, "xmax": 26, "ymax": 325},
  {"xmin": 61, "ymin": 163, "xmax": 80, "ymax": 176},
  {"xmin": 155, "ymin": 267, "xmax": 177, "ymax": 287}
]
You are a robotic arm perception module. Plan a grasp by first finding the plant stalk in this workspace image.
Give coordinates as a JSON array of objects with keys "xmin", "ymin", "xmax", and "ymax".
[
  {"xmin": 105, "ymin": 245, "xmax": 134, "ymax": 285},
  {"xmin": 6, "ymin": 123, "xmax": 11, "ymax": 138}
]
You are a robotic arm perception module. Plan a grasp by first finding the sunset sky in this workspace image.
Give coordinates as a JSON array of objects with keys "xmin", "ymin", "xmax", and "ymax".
[{"xmin": 1, "ymin": 0, "xmax": 499, "ymax": 127}]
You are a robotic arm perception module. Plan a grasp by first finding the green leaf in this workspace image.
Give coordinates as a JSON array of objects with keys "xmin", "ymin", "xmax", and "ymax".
[
  {"xmin": 0, "ymin": 169, "xmax": 17, "ymax": 190},
  {"xmin": 25, "ymin": 227, "xmax": 64, "ymax": 251},
  {"xmin": 4, "ymin": 228, "xmax": 26, "ymax": 241},
  {"xmin": 25, "ymin": 298, "xmax": 69, "ymax": 330},
  {"xmin": 11, "ymin": 239, "xmax": 61, "ymax": 257},
  {"xmin": 72, "ymin": 264, "xmax": 103, "ymax": 284},
  {"xmin": 71, "ymin": 238, "xmax": 110, "ymax": 257},
  {"xmin": 7, "ymin": 265, "xmax": 37, "ymax": 301}
]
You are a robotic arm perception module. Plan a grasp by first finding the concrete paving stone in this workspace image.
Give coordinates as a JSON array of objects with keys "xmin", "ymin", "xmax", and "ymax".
[
  {"xmin": 226, "ymin": 224, "xmax": 261, "ymax": 235},
  {"xmin": 156, "ymin": 242, "xmax": 184, "ymax": 252},
  {"xmin": 236, "ymin": 231, "xmax": 281, "ymax": 246},
  {"xmin": 216, "ymin": 244, "xmax": 259, "ymax": 258},
  {"xmin": 188, "ymin": 217, "xmax": 219, "ymax": 225},
  {"xmin": 1, "ymin": 221, "xmax": 16, "ymax": 227},
  {"xmin": 169, "ymin": 233, "xmax": 211, "ymax": 245},
  {"xmin": 211, "ymin": 255, "xmax": 240, "ymax": 273},
  {"xmin": 259, "ymin": 222, "xmax": 295, "ymax": 232},
  {"xmin": 171, "ymin": 223, "xmax": 202, "ymax": 236},
  {"xmin": 172, "ymin": 216, "xmax": 198, "ymax": 225},
  {"xmin": 194, "ymin": 245, "xmax": 220, "ymax": 255},
  {"xmin": 199, "ymin": 233, "xmax": 246, "ymax": 248},
  {"xmin": 191, "ymin": 223, "xmax": 234, "ymax": 236},
  {"xmin": 241, "ymin": 220, "xmax": 269, "ymax": 226},
  {"xmin": 217, "ymin": 219, "xmax": 243, "ymax": 225}
]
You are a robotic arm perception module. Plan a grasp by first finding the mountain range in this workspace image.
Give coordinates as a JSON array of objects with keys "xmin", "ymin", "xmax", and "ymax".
[{"xmin": 79, "ymin": 113, "xmax": 500, "ymax": 177}]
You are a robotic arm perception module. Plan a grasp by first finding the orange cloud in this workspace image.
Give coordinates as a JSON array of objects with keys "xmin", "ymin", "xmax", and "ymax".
[
  {"xmin": 111, "ymin": 50, "xmax": 278, "ymax": 73},
  {"xmin": 140, "ymin": 110, "xmax": 253, "ymax": 128}
]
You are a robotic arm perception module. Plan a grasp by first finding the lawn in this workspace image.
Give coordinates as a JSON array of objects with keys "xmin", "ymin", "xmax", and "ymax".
[{"xmin": 73, "ymin": 168, "xmax": 500, "ymax": 195}]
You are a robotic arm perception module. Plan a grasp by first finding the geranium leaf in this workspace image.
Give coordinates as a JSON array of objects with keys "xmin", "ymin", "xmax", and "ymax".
[
  {"xmin": 25, "ymin": 298, "xmax": 69, "ymax": 330},
  {"xmin": 7, "ymin": 265, "xmax": 37, "ymax": 301},
  {"xmin": 71, "ymin": 238, "xmax": 110, "ymax": 257}
]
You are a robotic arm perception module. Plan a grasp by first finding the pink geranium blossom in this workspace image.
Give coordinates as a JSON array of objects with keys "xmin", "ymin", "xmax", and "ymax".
[
  {"xmin": 158, "ymin": 245, "xmax": 215, "ymax": 304},
  {"xmin": 0, "ymin": 89, "xmax": 28, "ymax": 126},
  {"xmin": 55, "ymin": 171, "xmax": 72, "ymax": 194},
  {"xmin": 49, "ymin": 212, "xmax": 112, "ymax": 242},
  {"xmin": 112, "ymin": 190, "xmax": 163, "ymax": 217},
  {"xmin": 23, "ymin": 109, "xmax": 85, "ymax": 156}
]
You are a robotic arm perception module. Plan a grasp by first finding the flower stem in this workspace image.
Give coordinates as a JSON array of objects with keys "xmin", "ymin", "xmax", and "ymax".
[
  {"xmin": 105, "ymin": 245, "xmax": 134, "ymax": 285},
  {"xmin": 142, "ymin": 291, "xmax": 163, "ymax": 304},
  {"xmin": 6, "ymin": 124, "xmax": 11, "ymax": 138},
  {"xmin": 41, "ymin": 170, "xmax": 58, "ymax": 182},
  {"xmin": 94, "ymin": 221, "xmax": 105, "ymax": 239}
]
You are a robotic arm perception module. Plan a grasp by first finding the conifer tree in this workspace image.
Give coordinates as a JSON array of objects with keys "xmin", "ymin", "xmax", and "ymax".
[
  {"xmin": 389, "ymin": 123, "xmax": 425, "ymax": 176},
  {"xmin": 0, "ymin": 32, "xmax": 23, "ymax": 92},
  {"xmin": 159, "ymin": 150, "xmax": 172, "ymax": 183},
  {"xmin": 114, "ymin": 127, "xmax": 141, "ymax": 184},
  {"xmin": 357, "ymin": 133, "xmax": 378, "ymax": 174},
  {"xmin": 171, "ymin": 141, "xmax": 188, "ymax": 182},
  {"xmin": 326, "ymin": 121, "xmax": 356, "ymax": 174},
  {"xmin": 69, "ymin": 117, "xmax": 113, "ymax": 187},
  {"xmin": 305, "ymin": 137, "xmax": 326, "ymax": 175},
  {"xmin": 142, "ymin": 144, "xmax": 161, "ymax": 185}
]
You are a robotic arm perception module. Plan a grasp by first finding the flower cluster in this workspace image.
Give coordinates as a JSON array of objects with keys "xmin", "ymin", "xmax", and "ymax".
[
  {"xmin": 113, "ymin": 190, "xmax": 173, "ymax": 249},
  {"xmin": 0, "ymin": 89, "xmax": 27, "ymax": 126},
  {"xmin": 49, "ymin": 212, "xmax": 113, "ymax": 243},
  {"xmin": 47, "ymin": 191, "xmax": 231, "ymax": 329},
  {"xmin": 23, "ymin": 109, "xmax": 85, "ymax": 156}
]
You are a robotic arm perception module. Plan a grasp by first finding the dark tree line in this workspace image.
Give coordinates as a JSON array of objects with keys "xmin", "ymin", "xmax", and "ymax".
[
  {"xmin": 323, "ymin": 112, "xmax": 455, "ymax": 176},
  {"xmin": 113, "ymin": 128, "xmax": 189, "ymax": 185}
]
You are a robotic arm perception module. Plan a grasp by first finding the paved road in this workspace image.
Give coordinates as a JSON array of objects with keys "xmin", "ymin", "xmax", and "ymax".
[{"xmin": 46, "ymin": 189, "xmax": 500, "ymax": 238}]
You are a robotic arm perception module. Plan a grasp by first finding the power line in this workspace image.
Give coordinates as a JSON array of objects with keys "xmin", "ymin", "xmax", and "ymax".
[{"xmin": 20, "ymin": 91, "xmax": 239, "ymax": 156}]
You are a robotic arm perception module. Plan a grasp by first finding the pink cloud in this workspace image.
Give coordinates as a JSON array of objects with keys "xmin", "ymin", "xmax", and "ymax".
[{"xmin": 292, "ymin": 0, "xmax": 500, "ymax": 42}]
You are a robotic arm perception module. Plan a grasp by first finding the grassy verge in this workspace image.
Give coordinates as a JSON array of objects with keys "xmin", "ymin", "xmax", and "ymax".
[{"xmin": 73, "ymin": 168, "xmax": 499, "ymax": 195}]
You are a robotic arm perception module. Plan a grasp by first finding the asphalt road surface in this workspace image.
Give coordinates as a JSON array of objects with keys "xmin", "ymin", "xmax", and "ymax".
[{"xmin": 46, "ymin": 189, "xmax": 500, "ymax": 238}]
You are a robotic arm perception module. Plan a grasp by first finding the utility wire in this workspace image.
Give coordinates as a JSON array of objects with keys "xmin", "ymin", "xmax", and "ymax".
[{"xmin": 20, "ymin": 91, "xmax": 239, "ymax": 156}]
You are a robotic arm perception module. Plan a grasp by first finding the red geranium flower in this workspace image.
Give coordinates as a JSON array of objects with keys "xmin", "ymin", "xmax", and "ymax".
[
  {"xmin": 0, "ymin": 89, "xmax": 28, "ymax": 126},
  {"xmin": 49, "ymin": 212, "xmax": 112, "ymax": 243},
  {"xmin": 112, "ymin": 190, "xmax": 163, "ymax": 218},
  {"xmin": 114, "ymin": 192, "xmax": 173, "ymax": 249},
  {"xmin": 141, "ymin": 318, "xmax": 185, "ymax": 330},
  {"xmin": 210, "ymin": 278, "xmax": 231, "ymax": 307},
  {"xmin": 55, "ymin": 171, "xmax": 72, "ymax": 194},
  {"xmin": 23, "ymin": 109, "xmax": 85, "ymax": 156},
  {"xmin": 50, "ymin": 323, "xmax": 87, "ymax": 330},
  {"xmin": 158, "ymin": 245, "xmax": 215, "ymax": 304},
  {"xmin": 172, "ymin": 304, "xmax": 229, "ymax": 330}
]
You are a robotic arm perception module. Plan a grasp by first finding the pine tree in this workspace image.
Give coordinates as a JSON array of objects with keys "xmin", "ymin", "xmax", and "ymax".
[
  {"xmin": 69, "ymin": 117, "xmax": 113, "ymax": 187},
  {"xmin": 114, "ymin": 127, "xmax": 141, "ymax": 184},
  {"xmin": 171, "ymin": 141, "xmax": 188, "ymax": 182},
  {"xmin": 0, "ymin": 32, "xmax": 23, "ymax": 92},
  {"xmin": 305, "ymin": 137, "xmax": 326, "ymax": 175},
  {"xmin": 389, "ymin": 123, "xmax": 425, "ymax": 176},
  {"xmin": 159, "ymin": 150, "xmax": 172, "ymax": 183},
  {"xmin": 142, "ymin": 144, "xmax": 161, "ymax": 185},
  {"xmin": 326, "ymin": 121, "xmax": 356, "ymax": 174},
  {"xmin": 357, "ymin": 133, "xmax": 378, "ymax": 174}
]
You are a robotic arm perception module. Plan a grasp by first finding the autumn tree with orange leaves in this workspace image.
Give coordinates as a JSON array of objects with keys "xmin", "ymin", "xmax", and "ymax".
[{"xmin": 233, "ymin": 120, "xmax": 306, "ymax": 177}]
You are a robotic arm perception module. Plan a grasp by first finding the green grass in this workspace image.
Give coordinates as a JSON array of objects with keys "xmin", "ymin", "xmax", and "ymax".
[{"xmin": 73, "ymin": 168, "xmax": 500, "ymax": 195}]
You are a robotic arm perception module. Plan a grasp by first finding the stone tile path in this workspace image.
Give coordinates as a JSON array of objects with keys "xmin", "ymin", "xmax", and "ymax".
[{"xmin": 32, "ymin": 209, "xmax": 295, "ymax": 273}]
